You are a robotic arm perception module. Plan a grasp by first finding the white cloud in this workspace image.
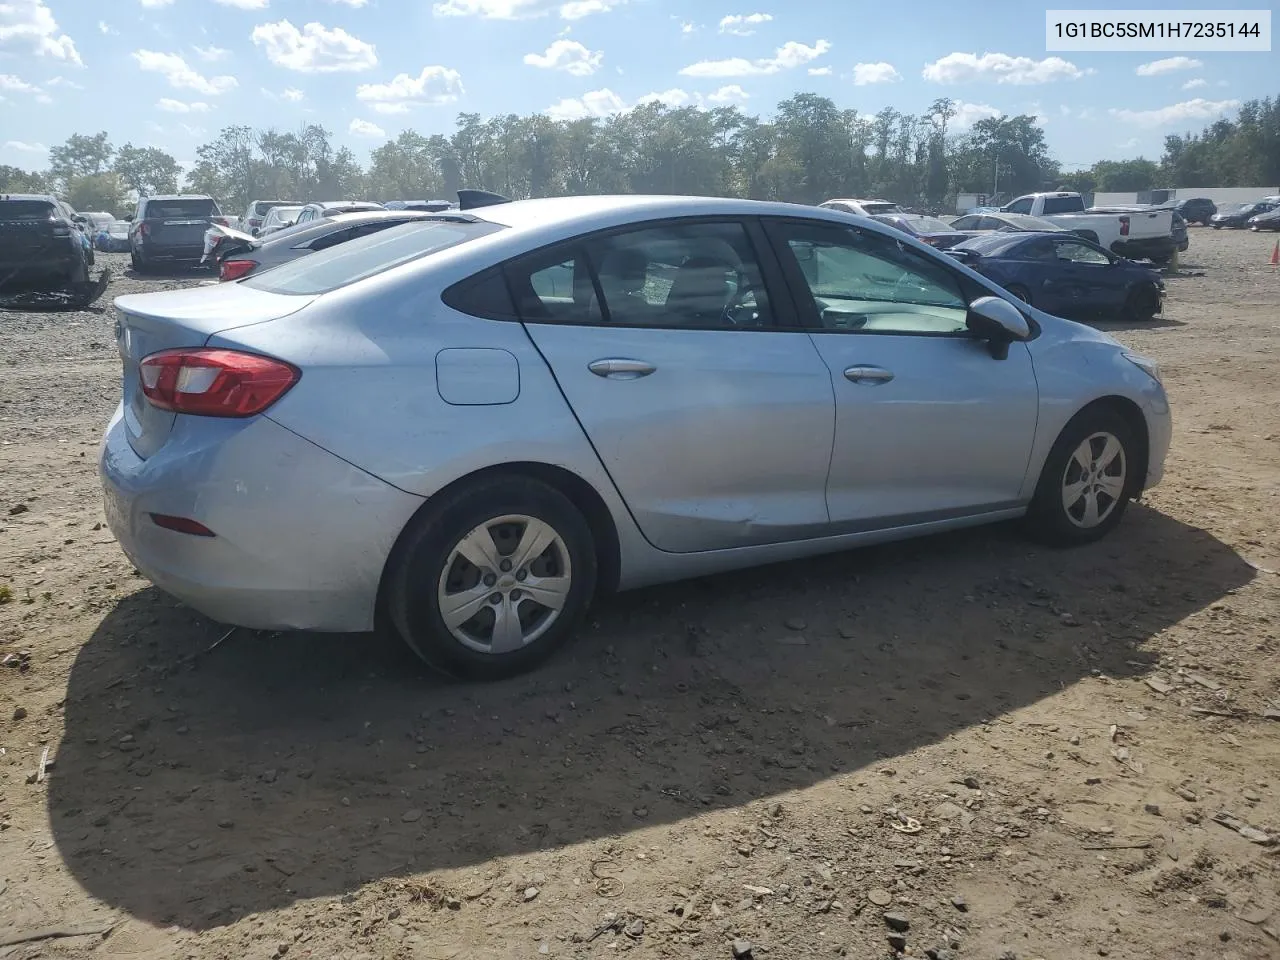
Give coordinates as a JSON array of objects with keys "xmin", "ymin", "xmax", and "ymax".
[
  {"xmin": 808, "ymin": 66, "xmax": 831, "ymax": 76},
  {"xmin": 1109, "ymin": 97, "xmax": 1240, "ymax": 128},
  {"xmin": 719, "ymin": 12, "xmax": 771, "ymax": 36},
  {"xmin": 98, "ymin": 20, "xmax": 115, "ymax": 35},
  {"xmin": 952, "ymin": 101, "xmax": 1003, "ymax": 130},
  {"xmin": 349, "ymin": 117, "xmax": 385, "ymax": 137},
  {"xmin": 46, "ymin": 75, "xmax": 83, "ymax": 89},
  {"xmin": 523, "ymin": 39, "xmax": 601, "ymax": 76},
  {"xmin": 133, "ymin": 50, "xmax": 237, "ymax": 94},
  {"xmin": 560, "ymin": 0, "xmax": 614, "ymax": 17},
  {"xmin": 282, "ymin": 86, "xmax": 305, "ymax": 101},
  {"xmin": 213, "ymin": 0, "xmax": 269, "ymax": 8},
  {"xmin": 1135, "ymin": 56, "xmax": 1202, "ymax": 76},
  {"xmin": 705, "ymin": 84, "xmax": 748, "ymax": 103},
  {"xmin": 157, "ymin": 97, "xmax": 211, "ymax": 112},
  {"xmin": 251, "ymin": 20, "xmax": 378, "ymax": 73},
  {"xmin": 546, "ymin": 84, "xmax": 748, "ymax": 119},
  {"xmin": 545, "ymin": 87, "xmax": 625, "ymax": 120},
  {"xmin": 852, "ymin": 61, "xmax": 900, "ymax": 86},
  {"xmin": 679, "ymin": 20, "xmax": 695, "ymax": 34},
  {"xmin": 4, "ymin": 139, "xmax": 47, "ymax": 152},
  {"xmin": 329, "ymin": 0, "xmax": 370, "ymax": 5},
  {"xmin": 180, "ymin": 123, "xmax": 207, "ymax": 137},
  {"xmin": 355, "ymin": 65, "xmax": 463, "ymax": 112},
  {"xmin": 923, "ymin": 51, "xmax": 1087, "ymax": 85},
  {"xmin": 193, "ymin": 44, "xmax": 230, "ymax": 62},
  {"xmin": 1182, "ymin": 77, "xmax": 1208, "ymax": 90},
  {"xmin": 0, "ymin": 0, "xmax": 82, "ymax": 65},
  {"xmin": 432, "ymin": 0, "xmax": 617, "ymax": 18},
  {"xmin": 0, "ymin": 73, "xmax": 39, "ymax": 93},
  {"xmin": 679, "ymin": 38, "xmax": 830, "ymax": 77},
  {"xmin": 139, "ymin": 0, "xmax": 174, "ymax": 7},
  {"xmin": 1117, "ymin": 137, "xmax": 1139, "ymax": 149}
]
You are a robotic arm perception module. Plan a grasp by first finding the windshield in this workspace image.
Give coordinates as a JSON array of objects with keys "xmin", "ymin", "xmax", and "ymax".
[
  {"xmin": 243, "ymin": 218, "xmax": 505, "ymax": 295},
  {"xmin": 108, "ymin": 221, "xmax": 130, "ymax": 234},
  {"xmin": 0, "ymin": 200, "xmax": 56, "ymax": 220},
  {"xmin": 266, "ymin": 206, "xmax": 302, "ymax": 223},
  {"xmin": 954, "ymin": 233, "xmax": 1027, "ymax": 255},
  {"xmin": 860, "ymin": 202, "xmax": 900, "ymax": 215},
  {"xmin": 146, "ymin": 198, "xmax": 219, "ymax": 219}
]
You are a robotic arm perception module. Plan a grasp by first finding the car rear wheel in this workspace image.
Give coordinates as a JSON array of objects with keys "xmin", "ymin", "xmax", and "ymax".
[
  {"xmin": 1024, "ymin": 408, "xmax": 1136, "ymax": 547},
  {"xmin": 387, "ymin": 475, "xmax": 597, "ymax": 680},
  {"xmin": 1125, "ymin": 284, "xmax": 1159, "ymax": 322},
  {"xmin": 1006, "ymin": 284, "xmax": 1032, "ymax": 305}
]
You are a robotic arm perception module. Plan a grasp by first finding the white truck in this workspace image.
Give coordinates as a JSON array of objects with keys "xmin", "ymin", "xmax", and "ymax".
[{"xmin": 1000, "ymin": 192, "xmax": 1176, "ymax": 263}]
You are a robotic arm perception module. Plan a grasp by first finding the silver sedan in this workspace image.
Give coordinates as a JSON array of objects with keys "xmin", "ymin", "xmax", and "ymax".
[{"xmin": 100, "ymin": 195, "xmax": 1171, "ymax": 680}]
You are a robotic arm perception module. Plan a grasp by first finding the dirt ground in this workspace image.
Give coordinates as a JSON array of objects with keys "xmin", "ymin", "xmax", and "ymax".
[{"xmin": 1, "ymin": 232, "xmax": 1279, "ymax": 960}]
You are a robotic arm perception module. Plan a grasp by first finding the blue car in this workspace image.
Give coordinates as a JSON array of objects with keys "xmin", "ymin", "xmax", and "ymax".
[{"xmin": 947, "ymin": 231, "xmax": 1164, "ymax": 322}]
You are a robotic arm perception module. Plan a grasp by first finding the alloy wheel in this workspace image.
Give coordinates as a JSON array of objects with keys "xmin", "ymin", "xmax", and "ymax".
[{"xmin": 1061, "ymin": 432, "xmax": 1127, "ymax": 529}]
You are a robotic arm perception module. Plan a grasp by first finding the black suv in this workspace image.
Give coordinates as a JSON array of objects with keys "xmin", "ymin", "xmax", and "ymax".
[
  {"xmin": 1174, "ymin": 197, "xmax": 1216, "ymax": 225},
  {"xmin": 0, "ymin": 194, "xmax": 90, "ymax": 292},
  {"xmin": 130, "ymin": 194, "xmax": 226, "ymax": 271}
]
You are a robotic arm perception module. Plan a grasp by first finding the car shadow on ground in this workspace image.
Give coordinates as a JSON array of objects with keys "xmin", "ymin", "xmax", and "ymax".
[
  {"xmin": 1091, "ymin": 315, "xmax": 1186, "ymax": 334},
  {"xmin": 49, "ymin": 505, "xmax": 1253, "ymax": 930},
  {"xmin": 122, "ymin": 265, "xmax": 215, "ymax": 282}
]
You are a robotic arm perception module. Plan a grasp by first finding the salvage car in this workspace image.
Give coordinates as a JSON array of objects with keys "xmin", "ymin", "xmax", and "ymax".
[
  {"xmin": 1000, "ymin": 193, "xmax": 1175, "ymax": 263},
  {"xmin": 257, "ymin": 204, "xmax": 303, "ymax": 237},
  {"xmin": 1211, "ymin": 201, "xmax": 1276, "ymax": 228},
  {"xmin": 212, "ymin": 210, "xmax": 447, "ymax": 281},
  {"xmin": 1174, "ymin": 197, "xmax": 1216, "ymax": 225},
  {"xmin": 292, "ymin": 200, "xmax": 384, "ymax": 225},
  {"xmin": 95, "ymin": 219, "xmax": 131, "ymax": 252},
  {"xmin": 130, "ymin": 194, "xmax": 228, "ymax": 271},
  {"xmin": 101, "ymin": 194, "xmax": 1171, "ymax": 680},
  {"xmin": 242, "ymin": 199, "xmax": 300, "ymax": 235},
  {"xmin": 949, "ymin": 212, "xmax": 1076, "ymax": 235},
  {"xmin": 947, "ymin": 231, "xmax": 1163, "ymax": 322},
  {"xmin": 818, "ymin": 197, "xmax": 902, "ymax": 217},
  {"xmin": 1247, "ymin": 207, "xmax": 1280, "ymax": 231},
  {"xmin": 869, "ymin": 213, "xmax": 971, "ymax": 249},
  {"xmin": 0, "ymin": 193, "xmax": 91, "ymax": 291}
]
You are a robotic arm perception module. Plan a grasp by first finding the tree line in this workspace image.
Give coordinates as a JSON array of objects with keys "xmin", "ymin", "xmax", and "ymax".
[{"xmin": 2, "ymin": 92, "xmax": 1276, "ymax": 217}]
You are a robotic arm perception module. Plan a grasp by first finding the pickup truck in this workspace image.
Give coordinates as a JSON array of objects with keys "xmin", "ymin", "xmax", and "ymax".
[{"xmin": 1000, "ymin": 192, "xmax": 1176, "ymax": 264}]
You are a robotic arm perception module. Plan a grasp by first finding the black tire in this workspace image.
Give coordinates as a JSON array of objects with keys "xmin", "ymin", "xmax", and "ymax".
[
  {"xmin": 1125, "ymin": 283, "xmax": 1159, "ymax": 322},
  {"xmin": 386, "ymin": 475, "xmax": 597, "ymax": 680},
  {"xmin": 130, "ymin": 249, "xmax": 145, "ymax": 273},
  {"xmin": 1006, "ymin": 284, "xmax": 1032, "ymax": 305},
  {"xmin": 1024, "ymin": 407, "xmax": 1137, "ymax": 547},
  {"xmin": 1211, "ymin": 224, "xmax": 1221, "ymax": 230}
]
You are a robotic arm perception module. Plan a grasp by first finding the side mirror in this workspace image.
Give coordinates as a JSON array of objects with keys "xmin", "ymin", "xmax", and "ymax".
[{"xmin": 967, "ymin": 296, "xmax": 1031, "ymax": 360}]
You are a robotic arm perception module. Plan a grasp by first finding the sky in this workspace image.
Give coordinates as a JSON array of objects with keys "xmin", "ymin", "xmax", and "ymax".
[{"xmin": 0, "ymin": 0, "xmax": 1275, "ymax": 176}]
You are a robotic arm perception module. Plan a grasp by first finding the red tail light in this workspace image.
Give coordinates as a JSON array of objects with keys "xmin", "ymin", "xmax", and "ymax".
[
  {"xmin": 137, "ymin": 222, "xmax": 150, "ymax": 238},
  {"xmin": 219, "ymin": 259, "xmax": 256, "ymax": 282},
  {"xmin": 139, "ymin": 348, "xmax": 299, "ymax": 418},
  {"xmin": 1119, "ymin": 216, "xmax": 1130, "ymax": 236}
]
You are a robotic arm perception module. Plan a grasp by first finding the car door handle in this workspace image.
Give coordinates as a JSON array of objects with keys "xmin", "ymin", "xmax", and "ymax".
[
  {"xmin": 843, "ymin": 365, "xmax": 895, "ymax": 385},
  {"xmin": 588, "ymin": 358, "xmax": 656, "ymax": 380}
]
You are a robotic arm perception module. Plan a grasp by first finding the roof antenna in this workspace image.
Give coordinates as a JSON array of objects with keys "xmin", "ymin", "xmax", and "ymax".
[{"xmin": 457, "ymin": 189, "xmax": 511, "ymax": 211}]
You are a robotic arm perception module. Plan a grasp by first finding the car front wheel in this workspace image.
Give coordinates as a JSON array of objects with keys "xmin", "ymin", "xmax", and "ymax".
[
  {"xmin": 1024, "ymin": 408, "xmax": 1137, "ymax": 546},
  {"xmin": 387, "ymin": 475, "xmax": 597, "ymax": 680}
]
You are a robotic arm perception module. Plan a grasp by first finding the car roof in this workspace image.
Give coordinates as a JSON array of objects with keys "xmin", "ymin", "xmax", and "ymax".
[
  {"xmin": 0, "ymin": 193, "xmax": 57, "ymax": 202},
  {"xmin": 471, "ymin": 194, "xmax": 891, "ymax": 232},
  {"xmin": 144, "ymin": 194, "xmax": 215, "ymax": 201}
]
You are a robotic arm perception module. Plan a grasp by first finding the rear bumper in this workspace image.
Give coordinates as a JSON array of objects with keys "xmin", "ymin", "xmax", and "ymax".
[
  {"xmin": 1113, "ymin": 236, "xmax": 1177, "ymax": 260},
  {"xmin": 0, "ymin": 253, "xmax": 81, "ymax": 283},
  {"xmin": 136, "ymin": 241, "xmax": 207, "ymax": 261},
  {"xmin": 99, "ymin": 406, "xmax": 425, "ymax": 632}
]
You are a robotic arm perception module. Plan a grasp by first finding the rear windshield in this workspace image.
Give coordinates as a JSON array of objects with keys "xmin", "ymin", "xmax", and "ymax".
[
  {"xmin": 1040, "ymin": 196, "xmax": 1084, "ymax": 214},
  {"xmin": 0, "ymin": 200, "xmax": 56, "ymax": 220},
  {"xmin": 252, "ymin": 201, "xmax": 283, "ymax": 216},
  {"xmin": 146, "ymin": 198, "xmax": 219, "ymax": 219},
  {"xmin": 954, "ymin": 233, "xmax": 1026, "ymax": 256},
  {"xmin": 861, "ymin": 202, "xmax": 900, "ymax": 215},
  {"xmin": 906, "ymin": 216, "xmax": 955, "ymax": 233},
  {"xmin": 243, "ymin": 218, "xmax": 505, "ymax": 295}
]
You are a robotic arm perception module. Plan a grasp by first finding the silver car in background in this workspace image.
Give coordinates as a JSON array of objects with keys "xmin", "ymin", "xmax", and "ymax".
[{"xmin": 100, "ymin": 195, "xmax": 1171, "ymax": 680}]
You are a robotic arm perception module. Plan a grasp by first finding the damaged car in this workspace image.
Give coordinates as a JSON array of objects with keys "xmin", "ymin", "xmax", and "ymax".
[{"xmin": 0, "ymin": 193, "xmax": 110, "ymax": 307}]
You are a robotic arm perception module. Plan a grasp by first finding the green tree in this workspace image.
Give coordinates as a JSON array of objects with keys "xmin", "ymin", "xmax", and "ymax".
[
  {"xmin": 66, "ymin": 172, "xmax": 127, "ymax": 213},
  {"xmin": 0, "ymin": 165, "xmax": 49, "ymax": 193},
  {"xmin": 49, "ymin": 132, "xmax": 114, "ymax": 185},
  {"xmin": 113, "ymin": 144, "xmax": 180, "ymax": 197},
  {"xmin": 1091, "ymin": 158, "xmax": 1159, "ymax": 192}
]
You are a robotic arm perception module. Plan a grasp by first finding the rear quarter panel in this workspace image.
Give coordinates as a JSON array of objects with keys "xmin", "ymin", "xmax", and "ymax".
[{"xmin": 203, "ymin": 246, "xmax": 631, "ymax": 518}]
